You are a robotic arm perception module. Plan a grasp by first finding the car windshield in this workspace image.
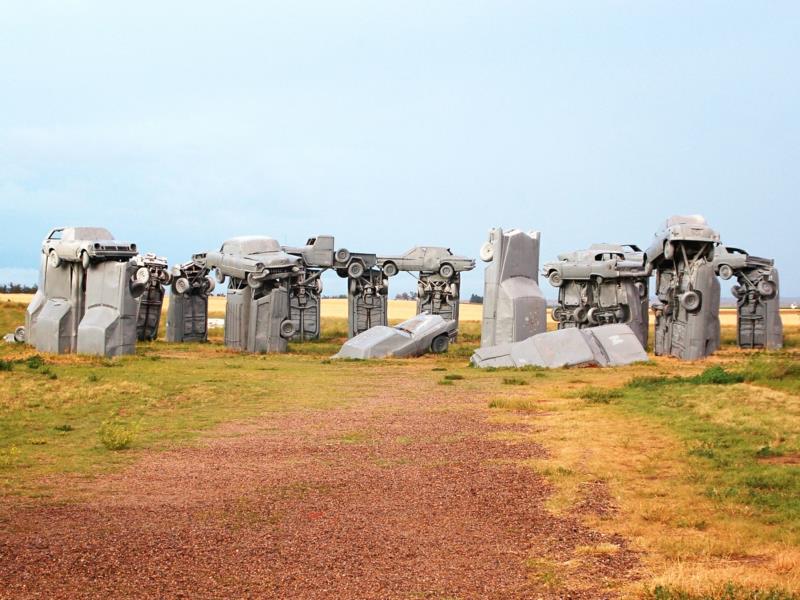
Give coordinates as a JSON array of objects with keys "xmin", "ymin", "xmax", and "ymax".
[{"xmin": 395, "ymin": 314, "xmax": 434, "ymax": 334}]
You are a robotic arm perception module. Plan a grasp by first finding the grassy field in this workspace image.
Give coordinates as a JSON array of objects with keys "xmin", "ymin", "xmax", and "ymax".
[{"xmin": 1, "ymin": 297, "xmax": 799, "ymax": 598}]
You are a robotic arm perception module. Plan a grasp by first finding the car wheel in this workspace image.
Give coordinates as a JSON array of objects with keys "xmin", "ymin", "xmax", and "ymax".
[
  {"xmin": 215, "ymin": 268, "xmax": 225, "ymax": 284},
  {"xmin": 635, "ymin": 281, "xmax": 647, "ymax": 298},
  {"xmin": 757, "ymin": 280, "xmax": 776, "ymax": 299},
  {"xmin": 80, "ymin": 250, "xmax": 91, "ymax": 270},
  {"xmin": 430, "ymin": 334, "xmax": 449, "ymax": 354},
  {"xmin": 664, "ymin": 241, "xmax": 675, "ymax": 260},
  {"xmin": 439, "ymin": 263, "xmax": 455, "ymax": 279},
  {"xmin": 680, "ymin": 290, "xmax": 702, "ymax": 312},
  {"xmin": 718, "ymin": 264, "xmax": 734, "ymax": 280},
  {"xmin": 731, "ymin": 284, "xmax": 744, "ymax": 299},
  {"xmin": 479, "ymin": 241, "xmax": 494, "ymax": 262},
  {"xmin": 159, "ymin": 270, "xmax": 173, "ymax": 285},
  {"xmin": 382, "ymin": 261, "xmax": 398, "ymax": 277},
  {"xmin": 548, "ymin": 270, "xmax": 563, "ymax": 288},
  {"xmin": 586, "ymin": 307, "xmax": 598, "ymax": 324},
  {"xmin": 134, "ymin": 267, "xmax": 150, "ymax": 284},
  {"xmin": 174, "ymin": 277, "xmax": 190, "ymax": 294},
  {"xmin": 335, "ymin": 248, "xmax": 351, "ymax": 263},
  {"xmin": 280, "ymin": 319, "xmax": 297, "ymax": 339},
  {"xmin": 13, "ymin": 326, "xmax": 25, "ymax": 343},
  {"xmin": 573, "ymin": 305, "xmax": 589, "ymax": 323},
  {"xmin": 203, "ymin": 276, "xmax": 216, "ymax": 294},
  {"xmin": 347, "ymin": 261, "xmax": 365, "ymax": 279},
  {"xmin": 247, "ymin": 272, "xmax": 263, "ymax": 289},
  {"xmin": 48, "ymin": 250, "xmax": 61, "ymax": 269},
  {"xmin": 552, "ymin": 306, "xmax": 564, "ymax": 322}
]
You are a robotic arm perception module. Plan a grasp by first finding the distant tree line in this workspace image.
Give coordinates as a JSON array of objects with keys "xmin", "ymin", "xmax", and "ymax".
[
  {"xmin": 0, "ymin": 283, "xmax": 37, "ymax": 293},
  {"xmin": 468, "ymin": 294, "xmax": 483, "ymax": 304}
]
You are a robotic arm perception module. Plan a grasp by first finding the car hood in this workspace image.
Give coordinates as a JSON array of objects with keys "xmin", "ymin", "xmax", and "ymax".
[{"xmin": 333, "ymin": 327, "xmax": 411, "ymax": 359}]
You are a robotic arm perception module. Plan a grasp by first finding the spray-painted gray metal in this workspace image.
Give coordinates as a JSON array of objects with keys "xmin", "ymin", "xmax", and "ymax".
[
  {"xmin": 166, "ymin": 261, "xmax": 215, "ymax": 343},
  {"xmin": 348, "ymin": 268, "xmax": 389, "ymax": 337},
  {"xmin": 77, "ymin": 260, "xmax": 148, "ymax": 356},
  {"xmin": 713, "ymin": 246, "xmax": 783, "ymax": 349},
  {"xmin": 135, "ymin": 253, "xmax": 171, "ymax": 341},
  {"xmin": 470, "ymin": 323, "xmax": 648, "ymax": 369},
  {"xmin": 285, "ymin": 235, "xmax": 384, "ymax": 339},
  {"xmin": 479, "ymin": 228, "xmax": 547, "ymax": 347},
  {"xmin": 333, "ymin": 313, "xmax": 457, "ymax": 360},
  {"xmin": 377, "ymin": 246, "xmax": 475, "ymax": 328},
  {"xmin": 195, "ymin": 236, "xmax": 300, "ymax": 353},
  {"xmin": 543, "ymin": 244, "xmax": 650, "ymax": 347},
  {"xmin": 646, "ymin": 215, "xmax": 721, "ymax": 360},
  {"xmin": 27, "ymin": 227, "xmax": 141, "ymax": 356}
]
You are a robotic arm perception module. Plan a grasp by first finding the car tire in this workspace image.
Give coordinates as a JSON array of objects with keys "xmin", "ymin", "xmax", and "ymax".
[
  {"xmin": 159, "ymin": 270, "xmax": 173, "ymax": 285},
  {"xmin": 548, "ymin": 271, "xmax": 563, "ymax": 288},
  {"xmin": 430, "ymin": 334, "xmax": 449, "ymax": 354},
  {"xmin": 335, "ymin": 248, "xmax": 351, "ymax": 263},
  {"xmin": 174, "ymin": 277, "xmax": 190, "ymax": 294},
  {"xmin": 13, "ymin": 326, "xmax": 25, "ymax": 343},
  {"xmin": 552, "ymin": 306, "xmax": 564, "ymax": 322},
  {"xmin": 757, "ymin": 280, "xmax": 776, "ymax": 299},
  {"xmin": 439, "ymin": 263, "xmax": 455, "ymax": 279},
  {"xmin": 680, "ymin": 290, "xmax": 702, "ymax": 312},
  {"xmin": 203, "ymin": 276, "xmax": 216, "ymax": 294},
  {"xmin": 382, "ymin": 261, "xmax": 398, "ymax": 277},
  {"xmin": 48, "ymin": 250, "xmax": 61, "ymax": 269},
  {"xmin": 347, "ymin": 261, "xmax": 365, "ymax": 279},
  {"xmin": 279, "ymin": 319, "xmax": 297, "ymax": 339},
  {"xmin": 80, "ymin": 250, "xmax": 91, "ymax": 270},
  {"xmin": 718, "ymin": 264, "xmax": 734, "ymax": 280},
  {"xmin": 586, "ymin": 307, "xmax": 598, "ymax": 325},
  {"xmin": 731, "ymin": 284, "xmax": 744, "ymax": 299},
  {"xmin": 573, "ymin": 305, "xmax": 589, "ymax": 323},
  {"xmin": 247, "ymin": 272, "xmax": 263, "ymax": 289},
  {"xmin": 664, "ymin": 241, "xmax": 675, "ymax": 261},
  {"xmin": 479, "ymin": 241, "xmax": 494, "ymax": 262}
]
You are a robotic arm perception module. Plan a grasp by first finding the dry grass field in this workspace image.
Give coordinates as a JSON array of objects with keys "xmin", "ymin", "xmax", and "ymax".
[{"xmin": 1, "ymin": 295, "xmax": 799, "ymax": 599}]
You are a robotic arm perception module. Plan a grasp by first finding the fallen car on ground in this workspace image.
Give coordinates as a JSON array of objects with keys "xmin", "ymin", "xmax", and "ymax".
[
  {"xmin": 333, "ymin": 313, "xmax": 457, "ymax": 359},
  {"xmin": 470, "ymin": 323, "xmax": 648, "ymax": 369}
]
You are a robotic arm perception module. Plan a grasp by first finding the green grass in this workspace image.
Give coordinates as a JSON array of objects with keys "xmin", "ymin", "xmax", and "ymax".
[
  {"xmin": 645, "ymin": 583, "xmax": 798, "ymax": 600},
  {"xmin": 585, "ymin": 356, "xmax": 800, "ymax": 539}
]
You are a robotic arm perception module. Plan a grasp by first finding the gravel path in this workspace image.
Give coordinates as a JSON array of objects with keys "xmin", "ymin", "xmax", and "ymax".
[{"xmin": 0, "ymin": 368, "xmax": 638, "ymax": 599}]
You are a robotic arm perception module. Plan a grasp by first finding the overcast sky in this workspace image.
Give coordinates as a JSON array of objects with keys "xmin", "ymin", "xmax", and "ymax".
[{"xmin": 1, "ymin": 1, "xmax": 797, "ymax": 298}]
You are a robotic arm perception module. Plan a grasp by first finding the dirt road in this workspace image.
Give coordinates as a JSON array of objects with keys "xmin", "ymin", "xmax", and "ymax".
[{"xmin": 0, "ymin": 363, "xmax": 638, "ymax": 599}]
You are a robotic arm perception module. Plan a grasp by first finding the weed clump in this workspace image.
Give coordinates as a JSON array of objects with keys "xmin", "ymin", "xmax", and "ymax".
[
  {"xmin": 502, "ymin": 377, "xmax": 528, "ymax": 386},
  {"xmin": 54, "ymin": 424, "xmax": 74, "ymax": 432},
  {"xmin": 98, "ymin": 420, "xmax": 137, "ymax": 451},
  {"xmin": 443, "ymin": 374, "xmax": 464, "ymax": 381},
  {"xmin": 87, "ymin": 373, "xmax": 100, "ymax": 383},
  {"xmin": 581, "ymin": 387, "xmax": 623, "ymax": 404},
  {"xmin": 0, "ymin": 359, "xmax": 12, "ymax": 372},
  {"xmin": 438, "ymin": 379, "xmax": 454, "ymax": 386},
  {"xmin": 26, "ymin": 355, "xmax": 44, "ymax": 370},
  {"xmin": 627, "ymin": 366, "xmax": 744, "ymax": 390}
]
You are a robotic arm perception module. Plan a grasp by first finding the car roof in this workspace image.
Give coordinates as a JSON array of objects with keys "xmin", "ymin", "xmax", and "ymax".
[
  {"xmin": 53, "ymin": 227, "xmax": 115, "ymax": 241},
  {"xmin": 221, "ymin": 236, "xmax": 281, "ymax": 255}
]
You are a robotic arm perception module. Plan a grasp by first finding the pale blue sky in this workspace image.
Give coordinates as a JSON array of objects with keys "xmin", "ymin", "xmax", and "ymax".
[{"xmin": 1, "ymin": 1, "xmax": 797, "ymax": 297}]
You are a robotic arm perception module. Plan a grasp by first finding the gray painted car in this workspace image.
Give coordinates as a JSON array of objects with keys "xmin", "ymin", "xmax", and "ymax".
[
  {"xmin": 471, "ymin": 323, "xmax": 648, "ymax": 369},
  {"xmin": 43, "ymin": 227, "xmax": 138, "ymax": 269},
  {"xmin": 333, "ymin": 313, "xmax": 457, "ymax": 359},
  {"xmin": 543, "ymin": 243, "xmax": 646, "ymax": 288},
  {"xmin": 645, "ymin": 215, "xmax": 719, "ymax": 265},
  {"xmin": 377, "ymin": 247, "xmax": 475, "ymax": 278},
  {"xmin": 196, "ymin": 236, "xmax": 301, "ymax": 288}
]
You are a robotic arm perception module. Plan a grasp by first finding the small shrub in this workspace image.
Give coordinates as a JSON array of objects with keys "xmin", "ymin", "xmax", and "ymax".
[
  {"xmin": 0, "ymin": 359, "xmax": 12, "ymax": 372},
  {"xmin": 689, "ymin": 366, "xmax": 744, "ymax": 385},
  {"xmin": 431, "ymin": 367, "xmax": 447, "ymax": 372},
  {"xmin": 582, "ymin": 387, "xmax": 623, "ymax": 404},
  {"xmin": 54, "ymin": 424, "xmax": 74, "ymax": 432},
  {"xmin": 87, "ymin": 373, "xmax": 100, "ymax": 383},
  {"xmin": 98, "ymin": 420, "xmax": 137, "ymax": 451},
  {"xmin": 26, "ymin": 355, "xmax": 44, "ymax": 370},
  {"xmin": 488, "ymin": 397, "xmax": 537, "ymax": 411},
  {"xmin": 444, "ymin": 374, "xmax": 464, "ymax": 381},
  {"xmin": 28, "ymin": 438, "xmax": 47, "ymax": 446},
  {"xmin": 502, "ymin": 377, "xmax": 528, "ymax": 386}
]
